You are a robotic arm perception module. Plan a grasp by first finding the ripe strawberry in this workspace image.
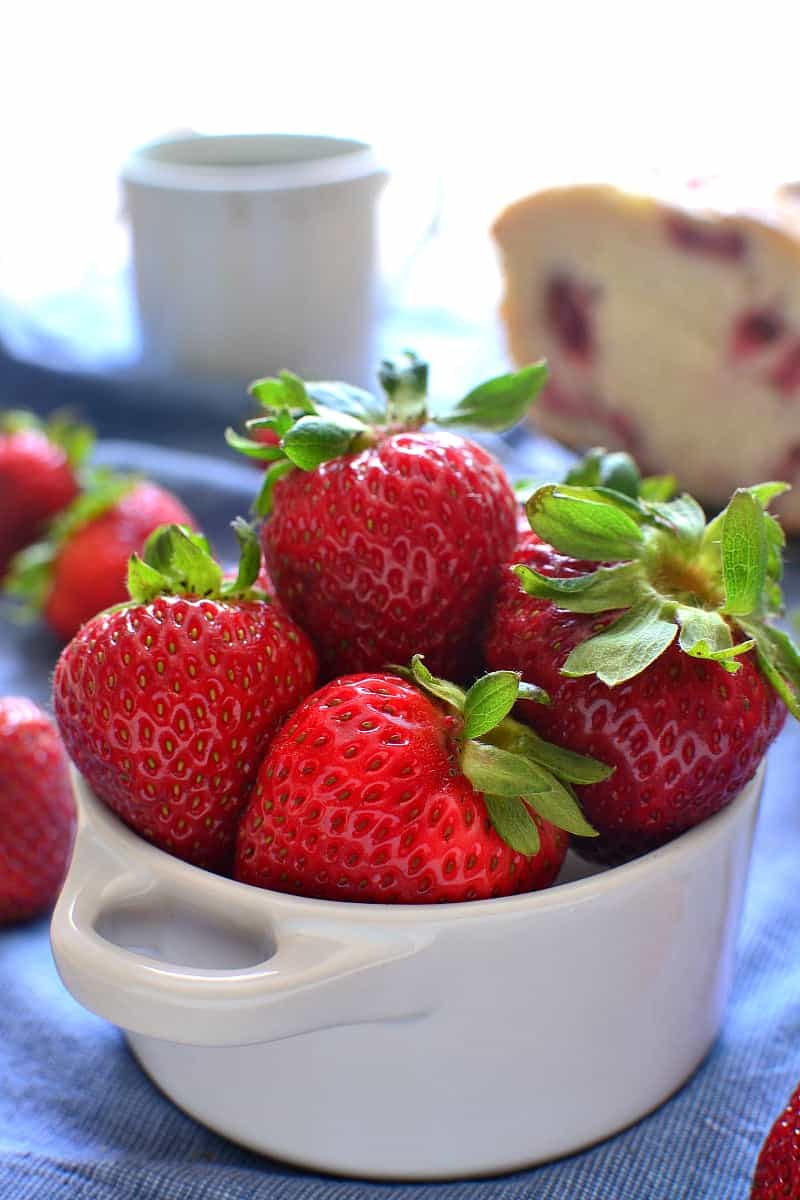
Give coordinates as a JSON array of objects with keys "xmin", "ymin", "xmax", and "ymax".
[
  {"xmin": 0, "ymin": 411, "xmax": 91, "ymax": 577},
  {"xmin": 485, "ymin": 451, "xmax": 795, "ymax": 859},
  {"xmin": 53, "ymin": 523, "xmax": 317, "ymax": 871},
  {"xmin": 226, "ymin": 354, "xmax": 548, "ymax": 679},
  {"xmin": 750, "ymin": 1082, "xmax": 800, "ymax": 1198},
  {"xmin": 5, "ymin": 472, "xmax": 196, "ymax": 641},
  {"xmin": 0, "ymin": 696, "xmax": 75, "ymax": 924},
  {"xmin": 235, "ymin": 655, "xmax": 612, "ymax": 903}
]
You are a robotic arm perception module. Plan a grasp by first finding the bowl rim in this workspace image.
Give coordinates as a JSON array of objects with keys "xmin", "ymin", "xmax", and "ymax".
[{"xmin": 71, "ymin": 762, "xmax": 765, "ymax": 926}]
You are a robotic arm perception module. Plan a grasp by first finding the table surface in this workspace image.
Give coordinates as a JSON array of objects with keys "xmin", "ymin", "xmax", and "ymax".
[{"xmin": 1, "ymin": 390, "xmax": 800, "ymax": 1200}]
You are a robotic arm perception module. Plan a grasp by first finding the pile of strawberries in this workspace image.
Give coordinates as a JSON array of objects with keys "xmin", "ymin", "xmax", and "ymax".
[
  {"xmin": 18, "ymin": 353, "xmax": 800, "ymax": 905},
  {"xmin": 2, "ymin": 358, "xmax": 800, "ymax": 1190}
]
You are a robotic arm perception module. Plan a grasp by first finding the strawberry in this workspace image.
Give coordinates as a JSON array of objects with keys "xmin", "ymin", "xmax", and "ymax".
[
  {"xmin": 235, "ymin": 655, "xmax": 613, "ymax": 903},
  {"xmin": 0, "ymin": 696, "xmax": 75, "ymax": 924},
  {"xmin": 53, "ymin": 523, "xmax": 317, "ymax": 871},
  {"xmin": 750, "ymin": 1082, "xmax": 800, "ymax": 1198},
  {"xmin": 0, "ymin": 410, "xmax": 91, "ymax": 578},
  {"xmin": 484, "ymin": 450, "xmax": 795, "ymax": 859},
  {"xmin": 5, "ymin": 471, "xmax": 196, "ymax": 641},
  {"xmin": 226, "ymin": 354, "xmax": 548, "ymax": 680}
]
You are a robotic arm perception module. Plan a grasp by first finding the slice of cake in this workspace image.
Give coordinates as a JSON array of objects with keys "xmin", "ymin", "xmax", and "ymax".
[{"xmin": 492, "ymin": 180, "xmax": 800, "ymax": 529}]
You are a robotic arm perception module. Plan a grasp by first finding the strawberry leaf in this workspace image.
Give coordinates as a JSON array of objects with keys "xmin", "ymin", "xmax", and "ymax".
[
  {"xmin": 675, "ymin": 606, "xmax": 754, "ymax": 672},
  {"xmin": 519, "ymin": 775, "xmax": 598, "ymax": 838},
  {"xmin": 564, "ymin": 447, "xmax": 606, "ymax": 487},
  {"xmin": 308, "ymin": 382, "xmax": 387, "ymax": 426},
  {"xmin": 462, "ymin": 742, "xmax": 598, "ymax": 837},
  {"xmin": 250, "ymin": 370, "xmax": 315, "ymax": 413},
  {"xmin": 526, "ymin": 484, "xmax": 645, "ymax": 562},
  {"xmin": 434, "ymin": 362, "xmax": 548, "ymax": 433},
  {"xmin": 220, "ymin": 519, "xmax": 263, "ymax": 597},
  {"xmin": 644, "ymin": 494, "xmax": 706, "ymax": 544},
  {"xmin": 281, "ymin": 414, "xmax": 369, "ymax": 471},
  {"xmin": 141, "ymin": 525, "xmax": 223, "ymax": 598},
  {"xmin": 254, "ymin": 460, "xmax": 295, "ymax": 517},
  {"xmin": 461, "ymin": 740, "xmax": 562, "ymax": 798},
  {"xmin": 721, "ymin": 490, "xmax": 768, "ymax": 616},
  {"xmin": 740, "ymin": 619, "xmax": 800, "ymax": 720},
  {"xmin": 513, "ymin": 560, "xmax": 646, "ymax": 614},
  {"xmin": 746, "ymin": 481, "xmax": 791, "ymax": 507},
  {"xmin": 594, "ymin": 451, "xmax": 641, "ymax": 499},
  {"xmin": 517, "ymin": 681, "xmax": 550, "ymax": 705},
  {"xmin": 2, "ymin": 542, "xmax": 53, "ymax": 611},
  {"xmin": 224, "ymin": 428, "xmax": 284, "ymax": 461},
  {"xmin": 491, "ymin": 722, "xmax": 615, "ymax": 785},
  {"xmin": 127, "ymin": 554, "xmax": 168, "ymax": 605},
  {"xmin": 483, "ymin": 795, "xmax": 541, "ymax": 856},
  {"xmin": 638, "ymin": 474, "xmax": 678, "ymax": 502},
  {"xmin": 561, "ymin": 601, "xmax": 677, "ymax": 686},
  {"xmin": 462, "ymin": 671, "xmax": 522, "ymax": 739},
  {"xmin": 407, "ymin": 655, "xmax": 466, "ymax": 712}
]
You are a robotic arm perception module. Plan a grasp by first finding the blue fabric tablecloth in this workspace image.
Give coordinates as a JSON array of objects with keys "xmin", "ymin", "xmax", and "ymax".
[{"xmin": 2, "ymin": 351, "xmax": 800, "ymax": 1199}]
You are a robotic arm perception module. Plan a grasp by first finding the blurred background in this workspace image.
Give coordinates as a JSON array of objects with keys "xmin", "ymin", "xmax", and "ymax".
[{"xmin": 3, "ymin": 0, "xmax": 799, "ymax": 406}]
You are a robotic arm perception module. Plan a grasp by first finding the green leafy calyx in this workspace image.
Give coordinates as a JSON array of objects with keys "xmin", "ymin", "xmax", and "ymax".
[
  {"xmin": 393, "ymin": 655, "xmax": 608, "ymax": 857},
  {"xmin": 225, "ymin": 356, "xmax": 549, "ymax": 514},
  {"xmin": 518, "ymin": 455, "xmax": 800, "ymax": 716},
  {"xmin": 2, "ymin": 468, "xmax": 134, "ymax": 614},
  {"xmin": 127, "ymin": 521, "xmax": 266, "ymax": 606}
]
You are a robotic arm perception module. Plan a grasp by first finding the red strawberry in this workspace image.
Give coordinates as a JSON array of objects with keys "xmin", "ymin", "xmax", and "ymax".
[
  {"xmin": 485, "ymin": 453, "xmax": 794, "ymax": 859},
  {"xmin": 5, "ymin": 472, "xmax": 196, "ymax": 641},
  {"xmin": 0, "ymin": 696, "xmax": 75, "ymax": 924},
  {"xmin": 226, "ymin": 354, "xmax": 548, "ymax": 679},
  {"xmin": 750, "ymin": 1082, "xmax": 800, "ymax": 1198},
  {"xmin": 0, "ymin": 411, "xmax": 91, "ymax": 577},
  {"xmin": 54, "ymin": 523, "xmax": 317, "ymax": 871},
  {"xmin": 235, "ymin": 655, "xmax": 611, "ymax": 903}
]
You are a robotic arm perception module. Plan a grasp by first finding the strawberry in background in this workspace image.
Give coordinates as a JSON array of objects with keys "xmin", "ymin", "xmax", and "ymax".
[
  {"xmin": 227, "ymin": 354, "xmax": 547, "ymax": 681},
  {"xmin": 0, "ymin": 410, "xmax": 91, "ymax": 578},
  {"xmin": 750, "ymin": 1081, "xmax": 800, "ymax": 1198},
  {"xmin": 4, "ymin": 470, "xmax": 196, "ymax": 641},
  {"xmin": 0, "ymin": 696, "xmax": 75, "ymax": 924},
  {"xmin": 54, "ymin": 522, "xmax": 317, "ymax": 871}
]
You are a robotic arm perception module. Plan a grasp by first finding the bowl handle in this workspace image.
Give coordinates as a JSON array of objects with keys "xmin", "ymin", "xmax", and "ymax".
[{"xmin": 51, "ymin": 815, "xmax": 433, "ymax": 1048}]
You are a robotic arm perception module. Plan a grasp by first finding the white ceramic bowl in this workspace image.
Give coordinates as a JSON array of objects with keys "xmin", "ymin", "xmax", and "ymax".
[{"xmin": 51, "ymin": 766, "xmax": 764, "ymax": 1180}]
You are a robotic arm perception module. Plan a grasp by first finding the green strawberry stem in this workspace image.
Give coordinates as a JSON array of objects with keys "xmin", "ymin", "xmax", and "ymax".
[
  {"xmin": 517, "ymin": 468, "xmax": 800, "ymax": 717},
  {"xmin": 225, "ymin": 355, "xmax": 549, "ymax": 515},
  {"xmin": 127, "ymin": 520, "xmax": 267, "ymax": 605},
  {"xmin": 393, "ymin": 655, "xmax": 610, "ymax": 856},
  {"xmin": 3, "ymin": 469, "xmax": 135, "ymax": 614}
]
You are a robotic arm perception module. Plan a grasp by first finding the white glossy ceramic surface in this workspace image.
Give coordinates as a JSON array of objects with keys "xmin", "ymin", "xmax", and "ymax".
[
  {"xmin": 51, "ymin": 767, "xmax": 763, "ymax": 1180},
  {"xmin": 121, "ymin": 133, "xmax": 387, "ymax": 387}
]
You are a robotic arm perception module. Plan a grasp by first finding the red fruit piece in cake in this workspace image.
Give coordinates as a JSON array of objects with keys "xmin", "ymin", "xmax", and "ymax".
[
  {"xmin": 53, "ymin": 523, "xmax": 317, "ymax": 872},
  {"xmin": 545, "ymin": 276, "xmax": 595, "ymax": 363},
  {"xmin": 0, "ymin": 411, "xmax": 92, "ymax": 578},
  {"xmin": 492, "ymin": 181, "xmax": 800, "ymax": 531},
  {"xmin": 0, "ymin": 696, "xmax": 75, "ymax": 924},
  {"xmin": 484, "ymin": 460, "xmax": 795, "ymax": 859},
  {"xmin": 227, "ymin": 355, "xmax": 547, "ymax": 680},
  {"xmin": 4, "ymin": 471, "xmax": 196, "ymax": 641},
  {"xmin": 235, "ymin": 657, "xmax": 611, "ymax": 903}
]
